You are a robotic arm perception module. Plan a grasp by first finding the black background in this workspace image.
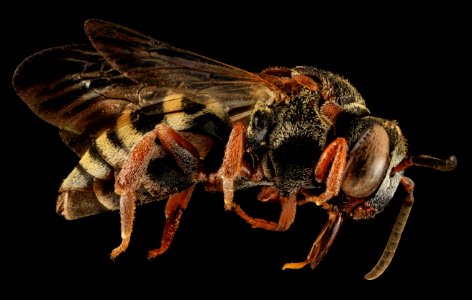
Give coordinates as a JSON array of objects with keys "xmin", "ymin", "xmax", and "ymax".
[{"xmin": 2, "ymin": 2, "xmax": 469, "ymax": 297}]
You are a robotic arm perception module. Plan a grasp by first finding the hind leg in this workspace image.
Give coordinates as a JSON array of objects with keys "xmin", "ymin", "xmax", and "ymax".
[
  {"xmin": 111, "ymin": 124, "xmax": 203, "ymax": 259},
  {"xmin": 148, "ymin": 184, "xmax": 196, "ymax": 259}
]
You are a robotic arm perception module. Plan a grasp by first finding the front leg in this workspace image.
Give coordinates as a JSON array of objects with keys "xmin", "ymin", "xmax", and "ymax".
[{"xmin": 301, "ymin": 137, "xmax": 348, "ymax": 206}]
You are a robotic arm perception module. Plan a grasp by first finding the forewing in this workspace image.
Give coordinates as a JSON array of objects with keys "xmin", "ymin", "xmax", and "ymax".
[
  {"xmin": 84, "ymin": 19, "xmax": 278, "ymax": 123},
  {"xmin": 13, "ymin": 20, "xmax": 280, "ymax": 155},
  {"xmin": 13, "ymin": 44, "xmax": 141, "ymax": 135},
  {"xmin": 13, "ymin": 44, "xmax": 144, "ymax": 154}
]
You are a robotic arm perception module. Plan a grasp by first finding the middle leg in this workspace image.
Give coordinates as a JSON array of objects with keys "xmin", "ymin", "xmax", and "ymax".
[
  {"xmin": 282, "ymin": 203, "xmax": 343, "ymax": 270},
  {"xmin": 233, "ymin": 187, "xmax": 297, "ymax": 232}
]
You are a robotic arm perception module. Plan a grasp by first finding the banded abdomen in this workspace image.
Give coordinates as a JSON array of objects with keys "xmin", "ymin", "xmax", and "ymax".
[
  {"xmin": 13, "ymin": 39, "xmax": 265, "ymax": 220},
  {"xmin": 57, "ymin": 97, "xmax": 231, "ymax": 220}
]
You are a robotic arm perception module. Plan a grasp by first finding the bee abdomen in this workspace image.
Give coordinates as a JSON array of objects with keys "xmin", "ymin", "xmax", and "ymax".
[
  {"xmin": 74, "ymin": 108, "xmax": 145, "ymax": 178},
  {"xmin": 95, "ymin": 129, "xmax": 129, "ymax": 168},
  {"xmin": 57, "ymin": 151, "xmax": 122, "ymax": 219},
  {"xmin": 57, "ymin": 167, "xmax": 158, "ymax": 220},
  {"xmin": 78, "ymin": 144, "xmax": 113, "ymax": 179},
  {"xmin": 57, "ymin": 165, "xmax": 110, "ymax": 220},
  {"xmin": 114, "ymin": 106, "xmax": 147, "ymax": 151},
  {"xmin": 93, "ymin": 178, "xmax": 120, "ymax": 210}
]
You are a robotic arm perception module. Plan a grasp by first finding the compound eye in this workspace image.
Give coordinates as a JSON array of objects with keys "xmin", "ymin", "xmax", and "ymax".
[{"xmin": 342, "ymin": 124, "xmax": 390, "ymax": 198}]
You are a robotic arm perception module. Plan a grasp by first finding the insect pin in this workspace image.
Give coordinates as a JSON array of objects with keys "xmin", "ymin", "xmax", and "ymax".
[{"xmin": 13, "ymin": 19, "xmax": 457, "ymax": 279}]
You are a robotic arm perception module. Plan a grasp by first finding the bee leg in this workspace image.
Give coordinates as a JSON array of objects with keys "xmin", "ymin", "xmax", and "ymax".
[
  {"xmin": 147, "ymin": 125, "xmax": 205, "ymax": 258},
  {"xmin": 111, "ymin": 127, "xmax": 165, "ymax": 259},
  {"xmin": 233, "ymin": 191, "xmax": 297, "ymax": 231},
  {"xmin": 217, "ymin": 123, "xmax": 246, "ymax": 210},
  {"xmin": 258, "ymin": 187, "xmax": 298, "ymax": 231},
  {"xmin": 213, "ymin": 123, "xmax": 292, "ymax": 229},
  {"xmin": 283, "ymin": 204, "xmax": 343, "ymax": 270},
  {"xmin": 303, "ymin": 137, "xmax": 348, "ymax": 206},
  {"xmin": 148, "ymin": 184, "xmax": 196, "ymax": 259},
  {"xmin": 155, "ymin": 124, "xmax": 203, "ymax": 179},
  {"xmin": 110, "ymin": 192, "xmax": 137, "ymax": 259}
]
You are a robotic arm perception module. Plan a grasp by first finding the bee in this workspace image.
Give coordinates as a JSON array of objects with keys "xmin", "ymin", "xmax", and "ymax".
[{"xmin": 13, "ymin": 19, "xmax": 457, "ymax": 280}]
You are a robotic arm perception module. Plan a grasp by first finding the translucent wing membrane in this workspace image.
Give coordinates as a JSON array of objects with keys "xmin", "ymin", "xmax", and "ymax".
[
  {"xmin": 84, "ymin": 19, "xmax": 277, "ymax": 122},
  {"xmin": 13, "ymin": 20, "xmax": 278, "ymax": 148},
  {"xmin": 85, "ymin": 19, "xmax": 267, "ymax": 87},
  {"xmin": 13, "ymin": 44, "xmax": 136, "ymax": 136}
]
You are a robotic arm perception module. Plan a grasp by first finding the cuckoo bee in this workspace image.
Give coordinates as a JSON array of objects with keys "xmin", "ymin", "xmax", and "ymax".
[{"xmin": 13, "ymin": 19, "xmax": 457, "ymax": 280}]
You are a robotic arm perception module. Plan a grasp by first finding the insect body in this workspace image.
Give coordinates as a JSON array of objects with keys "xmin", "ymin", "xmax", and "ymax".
[{"xmin": 13, "ymin": 19, "xmax": 457, "ymax": 279}]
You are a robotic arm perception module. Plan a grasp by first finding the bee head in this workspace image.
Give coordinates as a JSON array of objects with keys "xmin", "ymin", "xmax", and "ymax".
[{"xmin": 339, "ymin": 116, "xmax": 407, "ymax": 219}]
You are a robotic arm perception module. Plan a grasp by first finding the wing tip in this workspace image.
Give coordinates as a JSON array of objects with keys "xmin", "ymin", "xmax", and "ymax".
[
  {"xmin": 84, "ymin": 19, "xmax": 115, "ymax": 40},
  {"xmin": 84, "ymin": 18, "xmax": 106, "ymax": 30}
]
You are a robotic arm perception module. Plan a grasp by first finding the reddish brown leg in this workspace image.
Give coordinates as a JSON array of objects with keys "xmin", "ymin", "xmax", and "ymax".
[
  {"xmin": 277, "ymin": 194, "xmax": 298, "ymax": 231},
  {"xmin": 111, "ymin": 124, "xmax": 202, "ymax": 259},
  {"xmin": 233, "ymin": 190, "xmax": 297, "ymax": 232},
  {"xmin": 213, "ymin": 124, "xmax": 292, "ymax": 230},
  {"xmin": 112, "ymin": 128, "xmax": 161, "ymax": 259},
  {"xmin": 115, "ymin": 129, "xmax": 160, "ymax": 195},
  {"xmin": 283, "ymin": 204, "xmax": 343, "ymax": 270},
  {"xmin": 110, "ymin": 191, "xmax": 137, "ymax": 260},
  {"xmin": 156, "ymin": 124, "xmax": 203, "ymax": 179},
  {"xmin": 148, "ymin": 184, "xmax": 196, "ymax": 259},
  {"xmin": 257, "ymin": 186, "xmax": 280, "ymax": 202},
  {"xmin": 217, "ymin": 123, "xmax": 246, "ymax": 210},
  {"xmin": 233, "ymin": 205, "xmax": 277, "ymax": 231},
  {"xmin": 303, "ymin": 137, "xmax": 348, "ymax": 206}
]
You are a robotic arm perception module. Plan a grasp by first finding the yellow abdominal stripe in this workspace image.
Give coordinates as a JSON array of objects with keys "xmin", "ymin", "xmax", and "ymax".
[
  {"xmin": 163, "ymin": 92, "xmax": 227, "ymax": 119},
  {"xmin": 162, "ymin": 93, "xmax": 185, "ymax": 113},
  {"xmin": 79, "ymin": 149, "xmax": 113, "ymax": 179},
  {"xmin": 74, "ymin": 93, "xmax": 230, "ymax": 188},
  {"xmin": 95, "ymin": 131, "xmax": 129, "ymax": 168},
  {"xmin": 115, "ymin": 107, "xmax": 144, "ymax": 150}
]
